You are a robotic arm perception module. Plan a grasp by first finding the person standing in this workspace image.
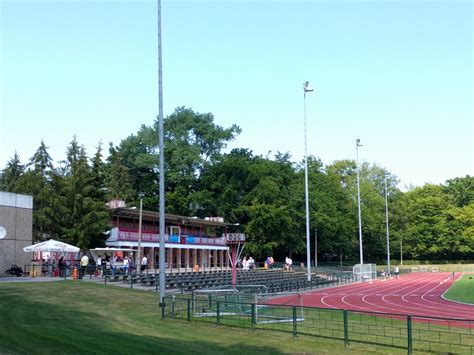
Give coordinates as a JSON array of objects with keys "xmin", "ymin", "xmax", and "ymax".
[
  {"xmin": 80, "ymin": 253, "xmax": 89, "ymax": 279},
  {"xmin": 141, "ymin": 255, "xmax": 148, "ymax": 273},
  {"xmin": 123, "ymin": 256, "xmax": 130, "ymax": 274},
  {"xmin": 394, "ymin": 265, "xmax": 400, "ymax": 279},
  {"xmin": 58, "ymin": 256, "xmax": 66, "ymax": 278},
  {"xmin": 96, "ymin": 254, "xmax": 102, "ymax": 277}
]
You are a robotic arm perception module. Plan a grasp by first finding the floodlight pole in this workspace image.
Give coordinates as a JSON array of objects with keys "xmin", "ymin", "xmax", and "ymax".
[
  {"xmin": 137, "ymin": 193, "xmax": 144, "ymax": 267},
  {"xmin": 356, "ymin": 139, "xmax": 363, "ymax": 265},
  {"xmin": 384, "ymin": 174, "xmax": 391, "ymax": 274},
  {"xmin": 314, "ymin": 227, "xmax": 318, "ymax": 268},
  {"xmin": 303, "ymin": 81, "xmax": 313, "ymax": 282},
  {"xmin": 157, "ymin": 0, "xmax": 166, "ymax": 307}
]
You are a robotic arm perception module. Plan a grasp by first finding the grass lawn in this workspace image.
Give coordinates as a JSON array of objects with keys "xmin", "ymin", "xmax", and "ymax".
[
  {"xmin": 443, "ymin": 273, "xmax": 474, "ymax": 304},
  {"xmin": 0, "ymin": 280, "xmax": 407, "ymax": 354}
]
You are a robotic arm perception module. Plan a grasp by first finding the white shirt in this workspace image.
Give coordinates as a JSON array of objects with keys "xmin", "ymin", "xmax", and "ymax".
[{"xmin": 142, "ymin": 256, "xmax": 148, "ymax": 266}]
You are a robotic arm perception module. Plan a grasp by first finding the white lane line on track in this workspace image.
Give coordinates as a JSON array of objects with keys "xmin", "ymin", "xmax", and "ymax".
[{"xmin": 376, "ymin": 275, "xmax": 466, "ymax": 317}]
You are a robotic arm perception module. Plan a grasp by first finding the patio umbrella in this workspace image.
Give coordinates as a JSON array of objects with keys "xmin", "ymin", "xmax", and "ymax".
[{"xmin": 23, "ymin": 239, "xmax": 80, "ymax": 253}]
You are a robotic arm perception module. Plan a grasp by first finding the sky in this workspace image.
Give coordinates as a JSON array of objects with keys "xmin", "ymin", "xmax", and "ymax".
[{"xmin": 1, "ymin": 0, "xmax": 472, "ymax": 189}]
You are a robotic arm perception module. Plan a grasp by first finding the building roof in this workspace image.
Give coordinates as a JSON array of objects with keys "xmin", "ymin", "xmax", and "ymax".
[{"xmin": 110, "ymin": 208, "xmax": 231, "ymax": 228}]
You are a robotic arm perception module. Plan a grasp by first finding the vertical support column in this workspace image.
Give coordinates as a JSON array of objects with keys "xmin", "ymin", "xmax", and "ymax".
[
  {"xmin": 220, "ymin": 250, "xmax": 224, "ymax": 270},
  {"xmin": 150, "ymin": 247, "xmax": 155, "ymax": 270},
  {"xmin": 407, "ymin": 315, "xmax": 412, "ymax": 354},
  {"xmin": 168, "ymin": 248, "xmax": 173, "ymax": 272},
  {"xmin": 177, "ymin": 248, "xmax": 181, "ymax": 273},
  {"xmin": 231, "ymin": 245, "xmax": 237, "ymax": 286},
  {"xmin": 343, "ymin": 310, "xmax": 349, "ymax": 347},
  {"xmin": 199, "ymin": 249, "xmax": 204, "ymax": 269},
  {"xmin": 193, "ymin": 249, "xmax": 197, "ymax": 271},
  {"xmin": 185, "ymin": 249, "xmax": 189, "ymax": 272},
  {"xmin": 225, "ymin": 249, "xmax": 229, "ymax": 271},
  {"xmin": 292, "ymin": 306, "xmax": 297, "ymax": 338}
]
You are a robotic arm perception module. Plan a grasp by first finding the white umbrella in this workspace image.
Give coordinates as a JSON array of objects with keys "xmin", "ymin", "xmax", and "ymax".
[{"xmin": 23, "ymin": 239, "xmax": 80, "ymax": 253}]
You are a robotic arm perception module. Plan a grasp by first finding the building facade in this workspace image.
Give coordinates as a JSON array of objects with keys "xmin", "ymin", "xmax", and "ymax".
[
  {"xmin": 106, "ymin": 208, "xmax": 235, "ymax": 271},
  {"xmin": 0, "ymin": 192, "xmax": 33, "ymax": 275}
]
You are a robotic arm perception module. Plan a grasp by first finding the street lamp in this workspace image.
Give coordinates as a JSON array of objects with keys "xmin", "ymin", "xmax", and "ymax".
[
  {"xmin": 157, "ymin": 0, "xmax": 166, "ymax": 307},
  {"xmin": 137, "ymin": 192, "xmax": 144, "ymax": 269},
  {"xmin": 356, "ymin": 138, "xmax": 363, "ymax": 265},
  {"xmin": 303, "ymin": 81, "xmax": 314, "ymax": 282},
  {"xmin": 384, "ymin": 174, "xmax": 391, "ymax": 275}
]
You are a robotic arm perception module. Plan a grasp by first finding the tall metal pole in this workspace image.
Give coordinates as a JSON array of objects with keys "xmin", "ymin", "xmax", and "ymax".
[
  {"xmin": 384, "ymin": 174, "xmax": 390, "ymax": 274},
  {"xmin": 314, "ymin": 227, "xmax": 317, "ymax": 268},
  {"xmin": 137, "ymin": 195, "xmax": 143, "ymax": 267},
  {"xmin": 356, "ymin": 139, "xmax": 363, "ymax": 265},
  {"xmin": 400, "ymin": 236, "xmax": 403, "ymax": 266},
  {"xmin": 157, "ymin": 0, "xmax": 166, "ymax": 306},
  {"xmin": 303, "ymin": 81, "xmax": 313, "ymax": 282}
]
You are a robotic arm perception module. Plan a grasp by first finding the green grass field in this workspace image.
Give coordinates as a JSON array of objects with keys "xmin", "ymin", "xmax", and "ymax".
[
  {"xmin": 443, "ymin": 273, "xmax": 474, "ymax": 304},
  {"xmin": 0, "ymin": 281, "xmax": 407, "ymax": 354}
]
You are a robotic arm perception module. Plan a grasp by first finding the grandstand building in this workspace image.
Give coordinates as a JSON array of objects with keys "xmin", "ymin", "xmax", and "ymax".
[{"xmin": 106, "ymin": 208, "xmax": 233, "ymax": 270}]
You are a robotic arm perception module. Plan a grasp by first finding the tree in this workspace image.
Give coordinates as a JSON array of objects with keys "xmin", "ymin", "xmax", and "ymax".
[
  {"xmin": 1, "ymin": 152, "xmax": 24, "ymax": 192},
  {"xmin": 444, "ymin": 176, "xmax": 474, "ymax": 208},
  {"xmin": 52, "ymin": 139, "xmax": 109, "ymax": 249},
  {"xmin": 113, "ymin": 107, "xmax": 241, "ymax": 215},
  {"xmin": 18, "ymin": 141, "xmax": 56, "ymax": 242}
]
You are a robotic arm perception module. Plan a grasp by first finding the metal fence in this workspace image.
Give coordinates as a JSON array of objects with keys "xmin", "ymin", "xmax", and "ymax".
[{"xmin": 162, "ymin": 295, "xmax": 474, "ymax": 354}]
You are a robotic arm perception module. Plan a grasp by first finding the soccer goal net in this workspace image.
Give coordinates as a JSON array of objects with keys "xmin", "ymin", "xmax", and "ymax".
[{"xmin": 352, "ymin": 263, "xmax": 376, "ymax": 282}]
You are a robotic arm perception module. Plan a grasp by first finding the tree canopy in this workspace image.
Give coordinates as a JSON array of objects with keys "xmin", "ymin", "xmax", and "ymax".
[{"xmin": 2, "ymin": 107, "xmax": 472, "ymax": 262}]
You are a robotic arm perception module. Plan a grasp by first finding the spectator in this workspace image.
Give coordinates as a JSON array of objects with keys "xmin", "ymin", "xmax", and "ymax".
[
  {"xmin": 141, "ymin": 255, "xmax": 148, "ymax": 273},
  {"xmin": 248, "ymin": 256, "xmax": 255, "ymax": 270},
  {"xmin": 123, "ymin": 256, "xmax": 130, "ymax": 274},
  {"xmin": 58, "ymin": 256, "xmax": 66, "ymax": 278},
  {"xmin": 269, "ymin": 256, "xmax": 274, "ymax": 269},
  {"xmin": 80, "ymin": 253, "xmax": 89, "ymax": 279},
  {"xmin": 96, "ymin": 254, "xmax": 102, "ymax": 277},
  {"xmin": 394, "ymin": 265, "xmax": 400, "ymax": 279}
]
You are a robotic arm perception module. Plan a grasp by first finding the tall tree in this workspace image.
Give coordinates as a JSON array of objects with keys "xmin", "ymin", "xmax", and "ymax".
[
  {"xmin": 53, "ymin": 140, "xmax": 109, "ymax": 249},
  {"xmin": 1, "ymin": 152, "xmax": 24, "ymax": 192},
  {"xmin": 18, "ymin": 141, "xmax": 56, "ymax": 242}
]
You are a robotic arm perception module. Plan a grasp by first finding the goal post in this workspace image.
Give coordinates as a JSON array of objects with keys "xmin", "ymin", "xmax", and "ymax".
[{"xmin": 352, "ymin": 263, "xmax": 376, "ymax": 282}]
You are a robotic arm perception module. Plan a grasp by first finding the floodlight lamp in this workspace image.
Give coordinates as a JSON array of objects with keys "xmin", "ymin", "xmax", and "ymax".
[
  {"xmin": 356, "ymin": 139, "xmax": 363, "ymax": 147},
  {"xmin": 303, "ymin": 81, "xmax": 314, "ymax": 92}
]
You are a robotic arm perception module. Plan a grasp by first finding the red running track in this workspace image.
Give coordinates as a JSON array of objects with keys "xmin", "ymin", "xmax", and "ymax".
[{"xmin": 272, "ymin": 272, "xmax": 474, "ymax": 320}]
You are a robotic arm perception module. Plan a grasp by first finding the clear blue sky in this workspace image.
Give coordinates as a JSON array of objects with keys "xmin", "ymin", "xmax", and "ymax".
[{"xmin": 1, "ymin": 0, "xmax": 472, "ymax": 189}]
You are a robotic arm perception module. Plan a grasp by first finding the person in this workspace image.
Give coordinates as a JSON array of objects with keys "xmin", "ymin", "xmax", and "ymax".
[
  {"xmin": 288, "ymin": 257, "xmax": 293, "ymax": 271},
  {"xmin": 123, "ymin": 256, "xmax": 130, "ymax": 274},
  {"xmin": 141, "ymin": 255, "xmax": 148, "ymax": 273},
  {"xmin": 265, "ymin": 256, "xmax": 271, "ymax": 270},
  {"xmin": 248, "ymin": 256, "xmax": 255, "ymax": 270},
  {"xmin": 80, "ymin": 253, "xmax": 89, "ymax": 279},
  {"xmin": 394, "ymin": 265, "xmax": 400, "ymax": 279},
  {"xmin": 269, "ymin": 256, "xmax": 274, "ymax": 269},
  {"xmin": 242, "ymin": 257, "xmax": 248, "ymax": 270},
  {"xmin": 96, "ymin": 254, "xmax": 102, "ymax": 277},
  {"xmin": 380, "ymin": 269, "xmax": 386, "ymax": 280},
  {"xmin": 128, "ymin": 255, "xmax": 135, "ymax": 273},
  {"xmin": 58, "ymin": 256, "xmax": 66, "ymax": 278}
]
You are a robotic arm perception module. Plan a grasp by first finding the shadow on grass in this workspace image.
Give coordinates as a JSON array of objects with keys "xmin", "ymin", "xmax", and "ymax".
[{"xmin": 0, "ymin": 282, "xmax": 286, "ymax": 355}]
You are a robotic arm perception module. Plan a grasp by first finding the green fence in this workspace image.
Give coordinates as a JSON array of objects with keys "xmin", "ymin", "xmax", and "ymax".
[{"xmin": 162, "ymin": 295, "xmax": 474, "ymax": 354}]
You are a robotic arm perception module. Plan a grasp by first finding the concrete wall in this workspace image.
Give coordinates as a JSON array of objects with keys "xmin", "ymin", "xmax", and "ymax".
[{"xmin": 0, "ymin": 192, "xmax": 33, "ymax": 275}]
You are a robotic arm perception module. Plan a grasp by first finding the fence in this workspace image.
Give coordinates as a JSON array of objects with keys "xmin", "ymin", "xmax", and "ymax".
[{"xmin": 162, "ymin": 295, "xmax": 474, "ymax": 354}]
